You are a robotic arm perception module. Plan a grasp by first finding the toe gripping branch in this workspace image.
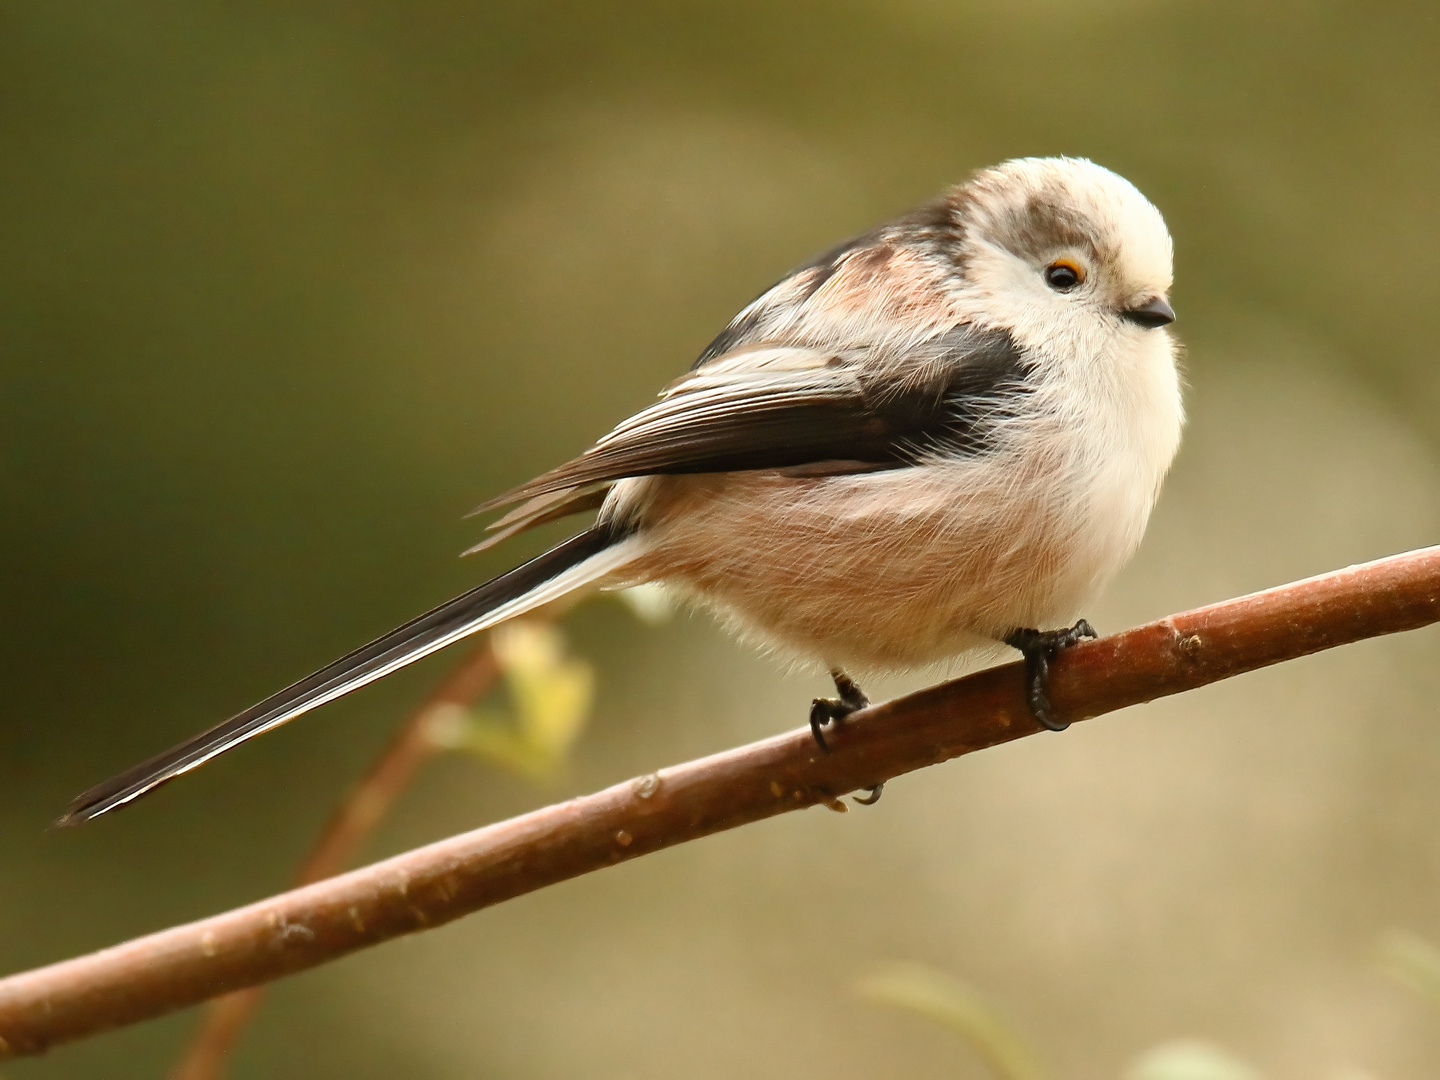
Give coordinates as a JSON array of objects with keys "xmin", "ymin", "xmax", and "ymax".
[
  {"xmin": 1003, "ymin": 619, "xmax": 1098, "ymax": 732},
  {"xmin": 809, "ymin": 669, "xmax": 868, "ymax": 753},
  {"xmin": 809, "ymin": 669, "xmax": 884, "ymax": 805}
]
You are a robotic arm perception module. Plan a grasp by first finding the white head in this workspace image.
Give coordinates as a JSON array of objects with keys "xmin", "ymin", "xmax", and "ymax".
[{"xmin": 945, "ymin": 157, "xmax": 1176, "ymax": 352}]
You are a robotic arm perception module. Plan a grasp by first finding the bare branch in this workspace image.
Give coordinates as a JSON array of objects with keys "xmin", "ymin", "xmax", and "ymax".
[
  {"xmin": 1, "ymin": 546, "xmax": 1436, "ymax": 1059},
  {"xmin": 167, "ymin": 639, "xmax": 499, "ymax": 1080}
]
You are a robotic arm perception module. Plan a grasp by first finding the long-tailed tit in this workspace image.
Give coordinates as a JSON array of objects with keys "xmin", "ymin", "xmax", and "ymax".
[{"xmin": 61, "ymin": 156, "xmax": 1181, "ymax": 825}]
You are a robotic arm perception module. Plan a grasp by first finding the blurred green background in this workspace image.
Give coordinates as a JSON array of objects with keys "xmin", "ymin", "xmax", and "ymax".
[{"xmin": 3, "ymin": 1, "xmax": 1440, "ymax": 1076}]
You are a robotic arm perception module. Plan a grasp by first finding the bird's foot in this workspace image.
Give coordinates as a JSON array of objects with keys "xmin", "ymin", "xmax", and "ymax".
[
  {"xmin": 809, "ymin": 669, "xmax": 868, "ymax": 754},
  {"xmin": 1003, "ymin": 619, "xmax": 1097, "ymax": 732},
  {"xmin": 809, "ymin": 670, "xmax": 883, "ymax": 805}
]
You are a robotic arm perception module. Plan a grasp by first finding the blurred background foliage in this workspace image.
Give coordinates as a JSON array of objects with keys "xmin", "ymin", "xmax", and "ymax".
[
  {"xmin": 855, "ymin": 944, "xmax": 1440, "ymax": 1080},
  {"xmin": 2, "ymin": 0, "xmax": 1439, "ymax": 1076},
  {"xmin": 429, "ymin": 619, "xmax": 595, "ymax": 782}
]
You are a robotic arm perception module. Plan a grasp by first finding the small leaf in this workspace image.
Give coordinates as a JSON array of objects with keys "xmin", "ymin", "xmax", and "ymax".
[
  {"xmin": 431, "ymin": 621, "xmax": 595, "ymax": 782},
  {"xmin": 1378, "ymin": 929, "xmax": 1440, "ymax": 1010},
  {"xmin": 450, "ymin": 708, "xmax": 562, "ymax": 782},
  {"xmin": 1124, "ymin": 1041, "xmax": 1263, "ymax": 1080},
  {"xmin": 494, "ymin": 621, "xmax": 594, "ymax": 760},
  {"xmin": 854, "ymin": 963, "xmax": 1043, "ymax": 1080}
]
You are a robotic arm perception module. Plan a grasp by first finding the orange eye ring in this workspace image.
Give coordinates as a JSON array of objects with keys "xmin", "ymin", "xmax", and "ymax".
[{"xmin": 1044, "ymin": 259, "xmax": 1086, "ymax": 292}]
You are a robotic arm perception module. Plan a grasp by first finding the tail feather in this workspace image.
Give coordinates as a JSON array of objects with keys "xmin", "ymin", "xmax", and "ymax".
[{"xmin": 57, "ymin": 526, "xmax": 640, "ymax": 826}]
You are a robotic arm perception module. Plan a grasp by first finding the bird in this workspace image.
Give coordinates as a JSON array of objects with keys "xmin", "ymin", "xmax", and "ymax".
[{"xmin": 58, "ymin": 156, "xmax": 1182, "ymax": 826}]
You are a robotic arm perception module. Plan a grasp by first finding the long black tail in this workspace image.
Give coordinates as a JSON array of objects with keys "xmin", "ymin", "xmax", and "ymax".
[{"xmin": 58, "ymin": 526, "xmax": 634, "ymax": 826}]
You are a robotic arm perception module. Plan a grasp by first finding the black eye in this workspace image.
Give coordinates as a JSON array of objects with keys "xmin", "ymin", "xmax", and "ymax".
[{"xmin": 1044, "ymin": 260, "xmax": 1084, "ymax": 292}]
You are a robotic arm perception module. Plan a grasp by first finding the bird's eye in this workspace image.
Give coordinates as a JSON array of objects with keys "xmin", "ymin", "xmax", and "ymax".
[{"xmin": 1044, "ymin": 259, "xmax": 1085, "ymax": 292}]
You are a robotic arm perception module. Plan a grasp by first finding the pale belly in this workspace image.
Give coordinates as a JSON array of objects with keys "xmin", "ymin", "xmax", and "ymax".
[{"xmin": 618, "ymin": 454, "xmax": 1153, "ymax": 672}]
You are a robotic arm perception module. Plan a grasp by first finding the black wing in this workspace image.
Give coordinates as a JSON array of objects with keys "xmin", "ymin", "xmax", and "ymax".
[{"xmin": 474, "ymin": 324, "xmax": 1028, "ymax": 515}]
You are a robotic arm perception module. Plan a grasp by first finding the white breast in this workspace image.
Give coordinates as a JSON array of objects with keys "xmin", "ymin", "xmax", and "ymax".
[{"xmin": 1049, "ymin": 326, "xmax": 1184, "ymax": 611}]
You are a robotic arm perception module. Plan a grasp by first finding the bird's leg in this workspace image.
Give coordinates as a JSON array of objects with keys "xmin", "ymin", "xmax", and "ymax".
[
  {"xmin": 809, "ymin": 669, "xmax": 884, "ymax": 804},
  {"xmin": 809, "ymin": 669, "xmax": 868, "ymax": 752},
  {"xmin": 1003, "ymin": 619, "xmax": 1098, "ymax": 732}
]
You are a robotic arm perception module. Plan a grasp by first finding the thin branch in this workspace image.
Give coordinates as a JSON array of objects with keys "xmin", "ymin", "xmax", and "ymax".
[
  {"xmin": 167, "ymin": 639, "xmax": 500, "ymax": 1080},
  {"xmin": 1, "ymin": 546, "xmax": 1436, "ymax": 1059}
]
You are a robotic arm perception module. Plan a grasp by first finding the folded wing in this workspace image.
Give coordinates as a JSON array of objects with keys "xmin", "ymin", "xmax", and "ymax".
[{"xmin": 473, "ymin": 324, "xmax": 1028, "ymax": 518}]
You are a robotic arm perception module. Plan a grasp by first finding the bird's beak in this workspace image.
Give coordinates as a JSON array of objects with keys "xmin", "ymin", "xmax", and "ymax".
[{"xmin": 1122, "ymin": 296, "xmax": 1176, "ymax": 328}]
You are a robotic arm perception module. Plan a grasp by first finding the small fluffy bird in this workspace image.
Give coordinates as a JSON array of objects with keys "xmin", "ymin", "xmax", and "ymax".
[{"xmin": 61, "ymin": 156, "xmax": 1182, "ymax": 825}]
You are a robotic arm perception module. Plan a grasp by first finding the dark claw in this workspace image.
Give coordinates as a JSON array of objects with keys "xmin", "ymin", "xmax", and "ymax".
[
  {"xmin": 808, "ymin": 668, "xmax": 869, "ymax": 754},
  {"xmin": 808, "ymin": 700, "xmax": 838, "ymax": 752},
  {"xmin": 1003, "ymin": 619, "xmax": 1098, "ymax": 732},
  {"xmin": 853, "ymin": 783, "xmax": 884, "ymax": 805}
]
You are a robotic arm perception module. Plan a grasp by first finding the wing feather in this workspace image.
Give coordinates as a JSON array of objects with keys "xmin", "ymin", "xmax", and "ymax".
[{"xmin": 473, "ymin": 326, "xmax": 1027, "ymax": 516}]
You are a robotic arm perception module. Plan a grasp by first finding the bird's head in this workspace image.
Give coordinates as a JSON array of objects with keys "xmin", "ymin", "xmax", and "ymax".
[{"xmin": 946, "ymin": 157, "xmax": 1175, "ymax": 346}]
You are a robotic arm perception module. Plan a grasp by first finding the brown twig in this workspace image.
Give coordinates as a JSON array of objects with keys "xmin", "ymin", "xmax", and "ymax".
[
  {"xmin": 1, "ymin": 546, "xmax": 1436, "ymax": 1059},
  {"xmin": 167, "ymin": 640, "xmax": 499, "ymax": 1080}
]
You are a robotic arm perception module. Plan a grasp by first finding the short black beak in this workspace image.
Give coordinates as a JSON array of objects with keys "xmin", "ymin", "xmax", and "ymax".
[{"xmin": 1122, "ymin": 296, "xmax": 1176, "ymax": 328}]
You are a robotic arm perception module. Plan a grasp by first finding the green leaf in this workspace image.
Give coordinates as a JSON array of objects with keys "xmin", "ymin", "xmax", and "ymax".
[
  {"xmin": 1124, "ymin": 1041, "xmax": 1263, "ymax": 1080},
  {"xmin": 854, "ymin": 963, "xmax": 1043, "ymax": 1080},
  {"xmin": 1378, "ymin": 928, "xmax": 1440, "ymax": 1010},
  {"xmin": 494, "ymin": 621, "xmax": 594, "ymax": 760},
  {"xmin": 428, "ymin": 620, "xmax": 595, "ymax": 782}
]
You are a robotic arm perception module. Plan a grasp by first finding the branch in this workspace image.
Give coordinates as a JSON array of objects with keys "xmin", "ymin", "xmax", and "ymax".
[
  {"xmin": 1, "ymin": 547, "xmax": 1436, "ymax": 1059},
  {"xmin": 167, "ymin": 639, "xmax": 500, "ymax": 1080}
]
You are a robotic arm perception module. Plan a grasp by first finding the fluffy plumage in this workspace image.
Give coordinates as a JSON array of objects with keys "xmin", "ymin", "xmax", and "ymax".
[{"xmin": 61, "ymin": 156, "xmax": 1182, "ymax": 824}]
